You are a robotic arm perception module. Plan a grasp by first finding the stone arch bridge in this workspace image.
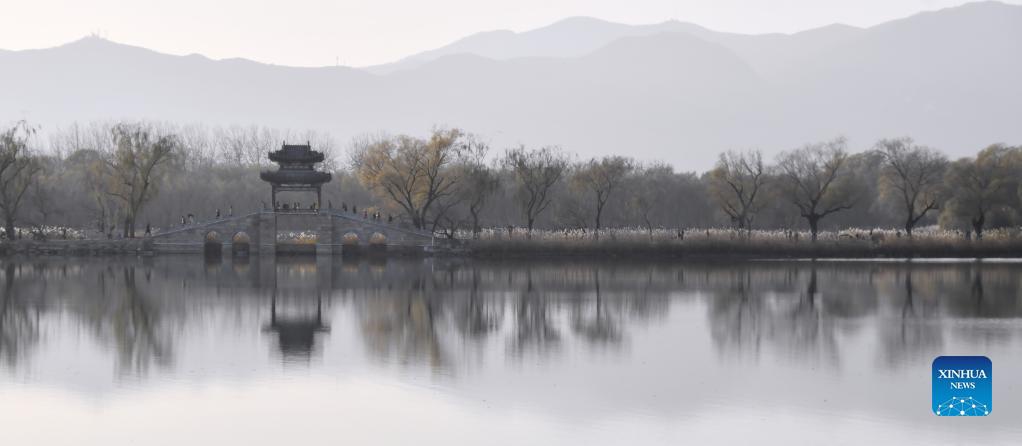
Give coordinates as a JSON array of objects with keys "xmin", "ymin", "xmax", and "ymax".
[{"xmin": 148, "ymin": 210, "xmax": 436, "ymax": 255}]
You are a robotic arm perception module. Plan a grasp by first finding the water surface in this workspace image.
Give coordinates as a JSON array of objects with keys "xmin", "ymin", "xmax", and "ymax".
[{"xmin": 1, "ymin": 257, "xmax": 1020, "ymax": 445}]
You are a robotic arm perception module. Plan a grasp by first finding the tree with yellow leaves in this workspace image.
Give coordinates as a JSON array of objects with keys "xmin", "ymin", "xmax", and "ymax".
[
  {"xmin": 103, "ymin": 123, "xmax": 178, "ymax": 238},
  {"xmin": 349, "ymin": 128, "xmax": 466, "ymax": 230}
]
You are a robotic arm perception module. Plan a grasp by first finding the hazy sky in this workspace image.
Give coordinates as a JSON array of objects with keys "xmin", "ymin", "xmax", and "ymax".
[{"xmin": 1, "ymin": 0, "xmax": 1015, "ymax": 67}]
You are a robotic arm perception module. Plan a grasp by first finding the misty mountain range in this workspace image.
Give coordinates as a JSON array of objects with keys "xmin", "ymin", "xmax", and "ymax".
[{"xmin": 1, "ymin": 1, "xmax": 1020, "ymax": 170}]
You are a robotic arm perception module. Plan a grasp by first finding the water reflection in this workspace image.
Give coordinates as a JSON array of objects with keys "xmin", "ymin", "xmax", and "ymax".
[
  {"xmin": 358, "ymin": 268, "xmax": 452, "ymax": 369},
  {"xmin": 3, "ymin": 257, "xmax": 1022, "ymax": 443},
  {"xmin": 1, "ymin": 258, "xmax": 1022, "ymax": 375},
  {"xmin": 265, "ymin": 292, "xmax": 329, "ymax": 361},
  {"xmin": 707, "ymin": 266, "xmax": 838, "ymax": 366},
  {"xmin": 0, "ymin": 263, "xmax": 41, "ymax": 368}
]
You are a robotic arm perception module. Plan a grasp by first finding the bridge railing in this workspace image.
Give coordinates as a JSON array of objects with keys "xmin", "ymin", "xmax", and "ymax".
[
  {"xmin": 319, "ymin": 210, "xmax": 435, "ymax": 239},
  {"xmin": 148, "ymin": 209, "xmax": 437, "ymax": 243},
  {"xmin": 150, "ymin": 212, "xmax": 261, "ymax": 237}
]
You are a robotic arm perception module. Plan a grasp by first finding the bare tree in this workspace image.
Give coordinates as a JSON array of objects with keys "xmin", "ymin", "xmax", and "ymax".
[
  {"xmin": 27, "ymin": 160, "xmax": 58, "ymax": 230},
  {"xmin": 103, "ymin": 123, "xmax": 178, "ymax": 238},
  {"xmin": 26, "ymin": 117, "xmax": 1022, "ymax": 239},
  {"xmin": 940, "ymin": 144, "xmax": 1020, "ymax": 238},
  {"xmin": 64, "ymin": 148, "xmax": 117, "ymax": 235},
  {"xmin": 876, "ymin": 137, "xmax": 949, "ymax": 236},
  {"xmin": 629, "ymin": 163, "xmax": 674, "ymax": 239},
  {"xmin": 708, "ymin": 149, "xmax": 767, "ymax": 235},
  {"xmin": 458, "ymin": 139, "xmax": 500, "ymax": 238},
  {"xmin": 350, "ymin": 128, "xmax": 465, "ymax": 230},
  {"xmin": 0, "ymin": 122, "xmax": 43, "ymax": 239},
  {"xmin": 572, "ymin": 156, "xmax": 634, "ymax": 238},
  {"xmin": 776, "ymin": 138, "xmax": 858, "ymax": 241},
  {"xmin": 503, "ymin": 146, "xmax": 569, "ymax": 234}
]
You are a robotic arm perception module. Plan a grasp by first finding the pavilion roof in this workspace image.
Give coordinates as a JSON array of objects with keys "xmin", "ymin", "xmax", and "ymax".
[{"xmin": 268, "ymin": 142, "xmax": 325, "ymax": 164}]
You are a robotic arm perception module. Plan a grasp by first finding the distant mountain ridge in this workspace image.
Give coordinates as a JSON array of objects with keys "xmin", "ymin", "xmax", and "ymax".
[
  {"xmin": 363, "ymin": 16, "xmax": 865, "ymax": 77},
  {"xmin": 364, "ymin": 17, "xmax": 717, "ymax": 74},
  {"xmin": 1, "ymin": 1, "xmax": 1020, "ymax": 171}
]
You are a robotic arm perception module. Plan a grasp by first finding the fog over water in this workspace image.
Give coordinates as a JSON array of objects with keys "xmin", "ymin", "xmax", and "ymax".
[{"xmin": 0, "ymin": 257, "xmax": 1020, "ymax": 444}]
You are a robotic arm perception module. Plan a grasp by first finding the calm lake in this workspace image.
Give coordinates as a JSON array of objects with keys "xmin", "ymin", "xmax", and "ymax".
[{"xmin": 1, "ymin": 256, "xmax": 1020, "ymax": 445}]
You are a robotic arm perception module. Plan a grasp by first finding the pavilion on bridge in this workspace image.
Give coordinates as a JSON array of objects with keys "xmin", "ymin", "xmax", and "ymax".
[{"xmin": 259, "ymin": 142, "xmax": 332, "ymax": 211}]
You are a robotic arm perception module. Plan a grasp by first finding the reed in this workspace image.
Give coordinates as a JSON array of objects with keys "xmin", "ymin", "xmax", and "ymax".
[{"xmin": 461, "ymin": 226, "xmax": 1022, "ymax": 258}]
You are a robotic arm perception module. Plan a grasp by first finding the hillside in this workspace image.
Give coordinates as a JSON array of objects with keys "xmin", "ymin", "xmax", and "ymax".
[{"xmin": 0, "ymin": 1, "xmax": 1019, "ymax": 170}]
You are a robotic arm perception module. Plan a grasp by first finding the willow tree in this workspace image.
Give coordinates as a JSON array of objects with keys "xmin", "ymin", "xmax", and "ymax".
[
  {"xmin": 708, "ymin": 149, "xmax": 767, "ymax": 235},
  {"xmin": 940, "ymin": 144, "xmax": 1020, "ymax": 238},
  {"xmin": 104, "ymin": 123, "xmax": 178, "ymax": 238},
  {"xmin": 503, "ymin": 145, "xmax": 569, "ymax": 234},
  {"xmin": 876, "ymin": 138, "xmax": 948, "ymax": 236},
  {"xmin": 0, "ymin": 122, "xmax": 43, "ymax": 239},
  {"xmin": 350, "ymin": 128, "xmax": 464, "ymax": 230},
  {"xmin": 776, "ymin": 138, "xmax": 858, "ymax": 241},
  {"xmin": 571, "ymin": 156, "xmax": 634, "ymax": 237}
]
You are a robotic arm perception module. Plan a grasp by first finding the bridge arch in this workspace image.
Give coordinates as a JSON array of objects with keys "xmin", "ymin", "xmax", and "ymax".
[
  {"xmin": 341, "ymin": 232, "xmax": 361, "ymax": 246},
  {"xmin": 204, "ymin": 230, "xmax": 223, "ymax": 256},
  {"xmin": 232, "ymin": 231, "xmax": 251, "ymax": 256},
  {"xmin": 369, "ymin": 232, "xmax": 388, "ymax": 254},
  {"xmin": 369, "ymin": 232, "xmax": 387, "ymax": 245}
]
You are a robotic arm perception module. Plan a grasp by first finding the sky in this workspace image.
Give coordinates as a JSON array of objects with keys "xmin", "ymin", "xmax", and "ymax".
[{"xmin": 0, "ymin": 0, "xmax": 1016, "ymax": 67}]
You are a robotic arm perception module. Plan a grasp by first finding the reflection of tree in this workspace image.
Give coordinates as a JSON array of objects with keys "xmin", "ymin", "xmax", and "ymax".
[
  {"xmin": 0, "ymin": 263, "xmax": 40, "ymax": 368},
  {"xmin": 877, "ymin": 266, "xmax": 943, "ymax": 367},
  {"xmin": 708, "ymin": 265, "xmax": 839, "ymax": 366},
  {"xmin": 943, "ymin": 264, "xmax": 1022, "ymax": 319},
  {"xmin": 788, "ymin": 268, "xmax": 836, "ymax": 362},
  {"xmin": 453, "ymin": 268, "xmax": 502, "ymax": 341},
  {"xmin": 509, "ymin": 268, "xmax": 561, "ymax": 357},
  {"xmin": 902, "ymin": 267, "xmax": 916, "ymax": 319},
  {"xmin": 706, "ymin": 262, "xmax": 1022, "ymax": 369},
  {"xmin": 625, "ymin": 268, "xmax": 671, "ymax": 323},
  {"xmin": 708, "ymin": 267, "xmax": 762, "ymax": 357},
  {"xmin": 75, "ymin": 266, "xmax": 173, "ymax": 375},
  {"xmin": 571, "ymin": 268, "xmax": 621, "ymax": 346},
  {"xmin": 109, "ymin": 267, "xmax": 172, "ymax": 373},
  {"xmin": 743, "ymin": 266, "xmax": 843, "ymax": 366},
  {"xmin": 359, "ymin": 261, "xmax": 679, "ymax": 365},
  {"xmin": 971, "ymin": 267, "xmax": 984, "ymax": 304},
  {"xmin": 17, "ymin": 256, "xmax": 1022, "ymax": 382},
  {"xmin": 359, "ymin": 276, "xmax": 449, "ymax": 369},
  {"xmin": 358, "ymin": 262, "xmax": 674, "ymax": 367}
]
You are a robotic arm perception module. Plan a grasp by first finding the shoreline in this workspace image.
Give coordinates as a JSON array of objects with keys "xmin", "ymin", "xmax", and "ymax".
[
  {"xmin": 3, "ymin": 237, "xmax": 1021, "ymax": 260},
  {"xmin": 458, "ymin": 237, "xmax": 1022, "ymax": 259}
]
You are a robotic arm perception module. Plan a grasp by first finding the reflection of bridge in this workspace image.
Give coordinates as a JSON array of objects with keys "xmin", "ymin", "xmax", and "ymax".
[{"xmin": 148, "ymin": 210, "xmax": 435, "ymax": 255}]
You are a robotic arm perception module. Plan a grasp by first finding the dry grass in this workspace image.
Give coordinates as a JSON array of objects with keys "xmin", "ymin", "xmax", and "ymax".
[
  {"xmin": 461, "ymin": 226, "xmax": 1022, "ymax": 258},
  {"xmin": 1, "ymin": 225, "xmax": 87, "ymax": 241}
]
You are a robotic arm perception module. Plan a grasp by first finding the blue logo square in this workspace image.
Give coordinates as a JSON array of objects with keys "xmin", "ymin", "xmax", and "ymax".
[{"xmin": 932, "ymin": 356, "xmax": 992, "ymax": 416}]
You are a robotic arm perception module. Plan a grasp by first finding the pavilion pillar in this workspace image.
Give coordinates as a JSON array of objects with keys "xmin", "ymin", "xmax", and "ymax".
[{"xmin": 271, "ymin": 185, "xmax": 277, "ymax": 211}]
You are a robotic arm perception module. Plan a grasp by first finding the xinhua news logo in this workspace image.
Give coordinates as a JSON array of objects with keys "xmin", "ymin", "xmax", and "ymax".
[{"xmin": 932, "ymin": 356, "xmax": 992, "ymax": 416}]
